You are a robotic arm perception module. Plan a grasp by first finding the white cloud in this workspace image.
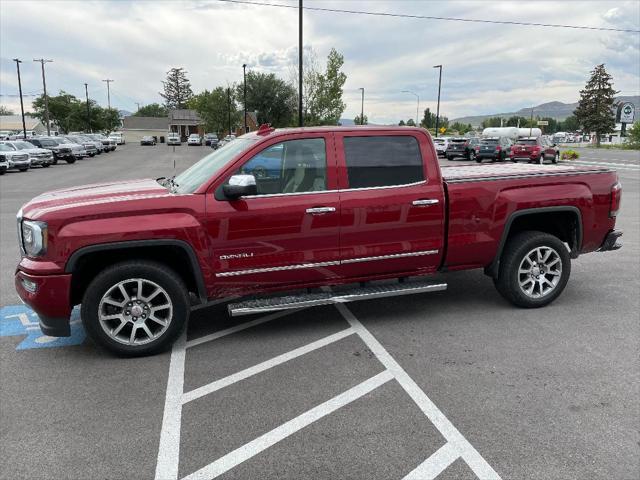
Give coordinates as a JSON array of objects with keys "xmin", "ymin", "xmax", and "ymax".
[{"xmin": 1, "ymin": 0, "xmax": 638, "ymax": 124}]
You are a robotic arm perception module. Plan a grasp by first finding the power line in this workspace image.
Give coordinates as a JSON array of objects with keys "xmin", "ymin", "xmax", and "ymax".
[{"xmin": 216, "ymin": 0, "xmax": 640, "ymax": 33}]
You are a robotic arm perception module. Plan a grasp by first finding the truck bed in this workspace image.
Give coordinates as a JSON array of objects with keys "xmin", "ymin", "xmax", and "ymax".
[{"xmin": 441, "ymin": 163, "xmax": 613, "ymax": 183}]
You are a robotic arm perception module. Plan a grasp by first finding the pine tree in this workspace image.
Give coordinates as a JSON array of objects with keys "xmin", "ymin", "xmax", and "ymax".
[
  {"xmin": 160, "ymin": 67, "xmax": 194, "ymax": 109},
  {"xmin": 574, "ymin": 64, "xmax": 618, "ymax": 146}
]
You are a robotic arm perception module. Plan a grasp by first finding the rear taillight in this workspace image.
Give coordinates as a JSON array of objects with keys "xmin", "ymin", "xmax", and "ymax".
[
  {"xmin": 610, "ymin": 182, "xmax": 622, "ymax": 217},
  {"xmin": 495, "ymin": 146, "xmax": 501, "ymax": 152},
  {"xmin": 475, "ymin": 146, "xmax": 480, "ymax": 152}
]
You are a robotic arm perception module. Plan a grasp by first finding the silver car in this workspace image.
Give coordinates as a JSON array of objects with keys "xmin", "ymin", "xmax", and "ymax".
[
  {"xmin": 0, "ymin": 143, "xmax": 31, "ymax": 171},
  {"xmin": 3, "ymin": 140, "xmax": 54, "ymax": 167}
]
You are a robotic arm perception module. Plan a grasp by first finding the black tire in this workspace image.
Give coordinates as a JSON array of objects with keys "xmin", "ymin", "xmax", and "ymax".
[
  {"xmin": 66, "ymin": 158, "xmax": 76, "ymax": 164},
  {"xmin": 89, "ymin": 153, "xmax": 95, "ymax": 157},
  {"xmin": 494, "ymin": 231, "xmax": 571, "ymax": 308},
  {"xmin": 475, "ymin": 157, "xmax": 482, "ymax": 163},
  {"xmin": 19, "ymin": 168, "xmax": 29, "ymax": 172},
  {"xmin": 43, "ymin": 163, "xmax": 50, "ymax": 168},
  {"xmin": 53, "ymin": 158, "xmax": 58, "ymax": 165},
  {"xmin": 81, "ymin": 260, "xmax": 190, "ymax": 357},
  {"xmin": 0, "ymin": 168, "xmax": 5, "ymax": 175},
  {"xmin": 552, "ymin": 152, "xmax": 559, "ymax": 164}
]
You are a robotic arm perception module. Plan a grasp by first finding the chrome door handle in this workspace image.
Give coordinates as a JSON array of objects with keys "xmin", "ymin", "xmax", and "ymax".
[
  {"xmin": 306, "ymin": 207, "xmax": 336, "ymax": 214},
  {"xmin": 412, "ymin": 199, "xmax": 439, "ymax": 206}
]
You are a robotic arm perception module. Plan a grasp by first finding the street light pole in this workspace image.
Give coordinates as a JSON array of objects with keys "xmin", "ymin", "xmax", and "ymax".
[
  {"xmin": 529, "ymin": 106, "xmax": 534, "ymax": 137},
  {"xmin": 13, "ymin": 58, "xmax": 27, "ymax": 140},
  {"xmin": 298, "ymin": 0, "xmax": 303, "ymax": 127},
  {"xmin": 102, "ymin": 79, "xmax": 113, "ymax": 109},
  {"xmin": 242, "ymin": 64, "xmax": 248, "ymax": 133},
  {"xmin": 433, "ymin": 65, "xmax": 442, "ymax": 137},
  {"xmin": 358, "ymin": 87, "xmax": 364, "ymax": 125},
  {"xmin": 401, "ymin": 90, "xmax": 419, "ymax": 127},
  {"xmin": 33, "ymin": 59, "xmax": 53, "ymax": 136},
  {"xmin": 84, "ymin": 83, "xmax": 91, "ymax": 132}
]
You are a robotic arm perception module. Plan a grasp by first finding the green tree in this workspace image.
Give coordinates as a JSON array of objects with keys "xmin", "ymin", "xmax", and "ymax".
[
  {"xmin": 0, "ymin": 105, "xmax": 14, "ymax": 115},
  {"xmin": 450, "ymin": 121, "xmax": 473, "ymax": 134},
  {"xmin": 574, "ymin": 64, "xmax": 618, "ymax": 146},
  {"xmin": 160, "ymin": 67, "xmax": 193, "ymax": 109},
  {"xmin": 481, "ymin": 117, "xmax": 504, "ymax": 128},
  {"xmin": 406, "ymin": 118, "xmax": 416, "ymax": 126},
  {"xmin": 560, "ymin": 115, "xmax": 579, "ymax": 132},
  {"xmin": 398, "ymin": 120, "xmax": 406, "ymax": 126},
  {"xmin": 101, "ymin": 108, "xmax": 121, "ymax": 133},
  {"xmin": 627, "ymin": 121, "xmax": 640, "ymax": 148},
  {"xmin": 419, "ymin": 108, "xmax": 448, "ymax": 129},
  {"xmin": 134, "ymin": 103, "xmax": 168, "ymax": 117},
  {"xmin": 304, "ymin": 48, "xmax": 347, "ymax": 126},
  {"xmin": 189, "ymin": 87, "xmax": 240, "ymax": 135},
  {"xmin": 32, "ymin": 91, "xmax": 77, "ymax": 133},
  {"xmin": 354, "ymin": 114, "xmax": 368, "ymax": 125},
  {"xmin": 237, "ymin": 71, "xmax": 296, "ymax": 127}
]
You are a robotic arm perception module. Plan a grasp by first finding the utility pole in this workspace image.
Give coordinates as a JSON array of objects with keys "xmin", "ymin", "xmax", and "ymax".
[
  {"xmin": 135, "ymin": 102, "xmax": 141, "ymax": 112},
  {"xmin": 102, "ymin": 79, "xmax": 114, "ymax": 109},
  {"xmin": 433, "ymin": 65, "xmax": 442, "ymax": 137},
  {"xmin": 242, "ymin": 64, "xmax": 248, "ymax": 133},
  {"xmin": 401, "ymin": 90, "xmax": 419, "ymax": 127},
  {"xmin": 33, "ymin": 58, "xmax": 53, "ymax": 136},
  {"xmin": 529, "ymin": 106, "xmax": 534, "ymax": 137},
  {"xmin": 84, "ymin": 83, "xmax": 91, "ymax": 133},
  {"xmin": 298, "ymin": 0, "xmax": 303, "ymax": 127},
  {"xmin": 13, "ymin": 59, "xmax": 27, "ymax": 140},
  {"xmin": 227, "ymin": 87, "xmax": 232, "ymax": 135},
  {"xmin": 358, "ymin": 88, "xmax": 364, "ymax": 125}
]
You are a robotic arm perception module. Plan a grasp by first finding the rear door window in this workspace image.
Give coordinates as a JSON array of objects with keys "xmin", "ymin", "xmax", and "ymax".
[{"xmin": 343, "ymin": 136, "xmax": 424, "ymax": 189}]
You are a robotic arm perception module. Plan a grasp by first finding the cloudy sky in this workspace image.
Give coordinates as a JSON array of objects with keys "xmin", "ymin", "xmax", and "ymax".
[{"xmin": 1, "ymin": 0, "xmax": 638, "ymax": 124}]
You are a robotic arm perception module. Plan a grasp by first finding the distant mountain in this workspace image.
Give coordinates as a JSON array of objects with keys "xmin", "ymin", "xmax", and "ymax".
[{"xmin": 452, "ymin": 95, "xmax": 639, "ymax": 126}]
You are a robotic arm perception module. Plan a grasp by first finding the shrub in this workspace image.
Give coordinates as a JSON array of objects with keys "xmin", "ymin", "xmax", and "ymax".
[{"xmin": 561, "ymin": 149, "xmax": 580, "ymax": 160}]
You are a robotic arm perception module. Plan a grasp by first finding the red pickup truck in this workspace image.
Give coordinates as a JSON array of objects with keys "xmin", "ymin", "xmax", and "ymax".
[{"xmin": 15, "ymin": 125, "xmax": 622, "ymax": 356}]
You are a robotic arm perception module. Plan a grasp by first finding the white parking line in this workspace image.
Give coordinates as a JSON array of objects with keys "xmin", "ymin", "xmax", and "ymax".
[
  {"xmin": 182, "ymin": 327, "xmax": 355, "ymax": 404},
  {"xmin": 155, "ymin": 304, "xmax": 501, "ymax": 480},
  {"xmin": 182, "ymin": 371, "xmax": 394, "ymax": 480},
  {"xmin": 403, "ymin": 442, "xmax": 459, "ymax": 480}
]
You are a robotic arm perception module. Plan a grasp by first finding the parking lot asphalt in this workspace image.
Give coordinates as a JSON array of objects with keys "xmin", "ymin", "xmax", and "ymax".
[{"xmin": 1, "ymin": 143, "xmax": 638, "ymax": 480}]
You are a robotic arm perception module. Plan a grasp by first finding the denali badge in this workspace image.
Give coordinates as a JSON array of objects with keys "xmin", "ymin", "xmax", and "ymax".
[{"xmin": 220, "ymin": 253, "xmax": 254, "ymax": 260}]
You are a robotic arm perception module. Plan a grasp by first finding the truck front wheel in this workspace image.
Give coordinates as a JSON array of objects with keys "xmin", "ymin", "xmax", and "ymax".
[
  {"xmin": 494, "ymin": 231, "xmax": 571, "ymax": 308},
  {"xmin": 81, "ymin": 260, "xmax": 190, "ymax": 356}
]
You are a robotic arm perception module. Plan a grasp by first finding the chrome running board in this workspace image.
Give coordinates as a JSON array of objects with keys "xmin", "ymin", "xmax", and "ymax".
[{"xmin": 228, "ymin": 281, "xmax": 447, "ymax": 316}]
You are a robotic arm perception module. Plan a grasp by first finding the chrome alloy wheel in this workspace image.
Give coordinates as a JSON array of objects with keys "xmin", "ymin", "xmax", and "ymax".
[
  {"xmin": 98, "ymin": 278, "xmax": 173, "ymax": 345},
  {"xmin": 518, "ymin": 246, "xmax": 562, "ymax": 298}
]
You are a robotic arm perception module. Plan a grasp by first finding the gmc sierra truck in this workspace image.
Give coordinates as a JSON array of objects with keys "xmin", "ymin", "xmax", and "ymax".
[{"xmin": 15, "ymin": 125, "xmax": 623, "ymax": 356}]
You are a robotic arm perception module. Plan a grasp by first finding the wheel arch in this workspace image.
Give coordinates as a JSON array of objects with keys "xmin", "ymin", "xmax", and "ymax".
[
  {"xmin": 485, "ymin": 206, "xmax": 582, "ymax": 278},
  {"xmin": 65, "ymin": 240, "xmax": 208, "ymax": 306}
]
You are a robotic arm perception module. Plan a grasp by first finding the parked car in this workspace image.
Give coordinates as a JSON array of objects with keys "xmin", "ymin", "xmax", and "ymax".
[
  {"xmin": 56, "ymin": 136, "xmax": 88, "ymax": 160},
  {"xmin": 140, "ymin": 136, "xmax": 157, "ymax": 146},
  {"xmin": 167, "ymin": 133, "xmax": 181, "ymax": 146},
  {"xmin": 474, "ymin": 137, "xmax": 512, "ymax": 163},
  {"xmin": 64, "ymin": 135, "xmax": 97, "ymax": 157},
  {"xmin": 0, "ymin": 143, "xmax": 30, "ymax": 171},
  {"xmin": 445, "ymin": 137, "xmax": 480, "ymax": 160},
  {"xmin": 14, "ymin": 125, "xmax": 623, "ymax": 356},
  {"xmin": 85, "ymin": 133, "xmax": 115, "ymax": 152},
  {"xmin": 28, "ymin": 137, "xmax": 75, "ymax": 164},
  {"xmin": 109, "ymin": 132, "xmax": 125, "ymax": 145},
  {"xmin": 433, "ymin": 137, "xmax": 450, "ymax": 157},
  {"xmin": 0, "ymin": 130, "xmax": 12, "ymax": 141},
  {"xmin": 209, "ymin": 137, "xmax": 220, "ymax": 149},
  {"xmin": 510, "ymin": 137, "xmax": 560, "ymax": 164},
  {"xmin": 73, "ymin": 134, "xmax": 104, "ymax": 155},
  {"xmin": 0, "ymin": 153, "xmax": 7, "ymax": 174},
  {"xmin": 204, "ymin": 133, "xmax": 217, "ymax": 146},
  {"xmin": 3, "ymin": 140, "xmax": 54, "ymax": 167},
  {"xmin": 187, "ymin": 134, "xmax": 202, "ymax": 146}
]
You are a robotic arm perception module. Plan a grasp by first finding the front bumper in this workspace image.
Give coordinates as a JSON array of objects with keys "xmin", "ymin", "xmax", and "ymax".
[
  {"xmin": 8, "ymin": 160, "xmax": 31, "ymax": 169},
  {"xmin": 15, "ymin": 269, "xmax": 73, "ymax": 337},
  {"xmin": 599, "ymin": 230, "xmax": 623, "ymax": 252}
]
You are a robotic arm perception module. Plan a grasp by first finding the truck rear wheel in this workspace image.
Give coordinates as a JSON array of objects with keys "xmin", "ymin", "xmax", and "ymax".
[
  {"xmin": 494, "ymin": 231, "xmax": 571, "ymax": 308},
  {"xmin": 81, "ymin": 260, "xmax": 190, "ymax": 356},
  {"xmin": 66, "ymin": 158, "xmax": 76, "ymax": 164}
]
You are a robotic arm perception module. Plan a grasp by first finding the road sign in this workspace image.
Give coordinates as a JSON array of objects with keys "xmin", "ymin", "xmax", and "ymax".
[
  {"xmin": 617, "ymin": 102, "xmax": 635, "ymax": 123},
  {"xmin": 439, "ymin": 127, "xmax": 446, "ymax": 133},
  {"xmin": 537, "ymin": 120, "xmax": 549, "ymax": 126}
]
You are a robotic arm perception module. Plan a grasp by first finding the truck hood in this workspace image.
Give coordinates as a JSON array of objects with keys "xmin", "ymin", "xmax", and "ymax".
[{"xmin": 21, "ymin": 178, "xmax": 171, "ymax": 220}]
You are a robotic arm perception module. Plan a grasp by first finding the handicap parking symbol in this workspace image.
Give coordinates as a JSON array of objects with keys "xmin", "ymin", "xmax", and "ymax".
[{"xmin": 0, "ymin": 305, "xmax": 85, "ymax": 350}]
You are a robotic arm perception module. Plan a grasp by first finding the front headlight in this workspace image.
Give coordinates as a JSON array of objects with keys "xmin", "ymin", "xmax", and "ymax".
[{"xmin": 21, "ymin": 220, "xmax": 48, "ymax": 257}]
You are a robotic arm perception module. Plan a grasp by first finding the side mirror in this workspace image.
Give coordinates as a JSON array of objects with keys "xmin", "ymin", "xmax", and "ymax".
[{"xmin": 223, "ymin": 174, "xmax": 257, "ymax": 199}]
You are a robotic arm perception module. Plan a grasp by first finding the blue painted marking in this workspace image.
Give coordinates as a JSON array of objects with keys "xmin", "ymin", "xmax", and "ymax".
[{"xmin": 0, "ymin": 305, "xmax": 85, "ymax": 350}]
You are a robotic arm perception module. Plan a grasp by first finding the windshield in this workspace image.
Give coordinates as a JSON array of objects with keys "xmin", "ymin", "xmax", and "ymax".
[
  {"xmin": 0, "ymin": 144, "xmax": 15, "ymax": 151},
  {"xmin": 57, "ymin": 137, "xmax": 73, "ymax": 144},
  {"xmin": 481, "ymin": 139, "xmax": 499, "ymax": 145},
  {"xmin": 40, "ymin": 139, "xmax": 59, "ymax": 146},
  {"xmin": 516, "ymin": 139, "xmax": 537, "ymax": 145},
  {"xmin": 14, "ymin": 141, "xmax": 34, "ymax": 150},
  {"xmin": 172, "ymin": 137, "xmax": 260, "ymax": 194}
]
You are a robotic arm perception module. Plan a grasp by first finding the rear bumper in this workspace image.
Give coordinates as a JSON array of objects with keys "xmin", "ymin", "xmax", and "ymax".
[
  {"xmin": 477, "ymin": 152, "xmax": 499, "ymax": 159},
  {"xmin": 598, "ymin": 230, "xmax": 623, "ymax": 252},
  {"xmin": 15, "ymin": 270, "xmax": 73, "ymax": 337}
]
